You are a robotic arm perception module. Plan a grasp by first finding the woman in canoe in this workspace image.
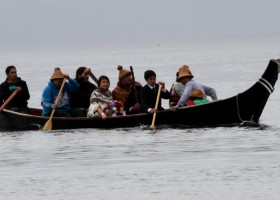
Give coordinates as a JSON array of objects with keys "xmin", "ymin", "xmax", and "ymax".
[{"xmin": 87, "ymin": 76, "xmax": 114, "ymax": 119}]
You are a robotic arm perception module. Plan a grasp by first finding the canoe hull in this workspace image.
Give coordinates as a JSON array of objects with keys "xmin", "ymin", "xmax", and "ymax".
[{"xmin": 0, "ymin": 99, "xmax": 240, "ymax": 130}]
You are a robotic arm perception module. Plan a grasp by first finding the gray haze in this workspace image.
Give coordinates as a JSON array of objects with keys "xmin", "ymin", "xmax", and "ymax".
[{"xmin": 1, "ymin": 0, "xmax": 280, "ymax": 49}]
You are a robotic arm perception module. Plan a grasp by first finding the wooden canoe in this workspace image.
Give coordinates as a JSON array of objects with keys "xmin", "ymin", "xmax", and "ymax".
[{"xmin": 1, "ymin": 59, "xmax": 279, "ymax": 131}]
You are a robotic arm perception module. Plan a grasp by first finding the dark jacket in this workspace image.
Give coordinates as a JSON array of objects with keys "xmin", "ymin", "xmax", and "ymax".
[
  {"xmin": 0, "ymin": 77, "xmax": 30, "ymax": 108},
  {"xmin": 71, "ymin": 80, "xmax": 97, "ymax": 109},
  {"xmin": 124, "ymin": 84, "xmax": 142, "ymax": 115},
  {"xmin": 140, "ymin": 83, "xmax": 170, "ymax": 112}
]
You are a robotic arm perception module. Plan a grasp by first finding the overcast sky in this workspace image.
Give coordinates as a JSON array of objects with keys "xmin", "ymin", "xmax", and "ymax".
[{"xmin": 1, "ymin": 0, "xmax": 280, "ymax": 49}]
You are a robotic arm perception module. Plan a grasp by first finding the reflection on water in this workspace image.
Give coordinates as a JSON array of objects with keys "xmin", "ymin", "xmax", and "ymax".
[{"xmin": 1, "ymin": 126, "xmax": 280, "ymax": 200}]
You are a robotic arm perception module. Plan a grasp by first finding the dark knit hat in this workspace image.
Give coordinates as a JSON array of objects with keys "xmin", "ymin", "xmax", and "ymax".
[
  {"xmin": 50, "ymin": 67, "xmax": 64, "ymax": 80},
  {"xmin": 117, "ymin": 65, "xmax": 131, "ymax": 80}
]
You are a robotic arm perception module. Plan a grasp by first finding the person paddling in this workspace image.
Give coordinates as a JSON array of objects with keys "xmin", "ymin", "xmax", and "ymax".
[
  {"xmin": 70, "ymin": 67, "xmax": 97, "ymax": 117},
  {"xmin": 41, "ymin": 67, "xmax": 79, "ymax": 117},
  {"xmin": 0, "ymin": 66, "xmax": 30, "ymax": 113},
  {"xmin": 141, "ymin": 70, "xmax": 170, "ymax": 113},
  {"xmin": 174, "ymin": 65, "xmax": 218, "ymax": 108}
]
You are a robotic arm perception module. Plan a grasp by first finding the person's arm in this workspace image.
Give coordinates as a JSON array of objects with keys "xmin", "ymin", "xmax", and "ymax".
[
  {"xmin": 41, "ymin": 86, "xmax": 54, "ymax": 110},
  {"xmin": 0, "ymin": 86, "xmax": 3, "ymax": 106},
  {"xmin": 130, "ymin": 84, "xmax": 142, "ymax": 113},
  {"xmin": 64, "ymin": 74, "xmax": 80, "ymax": 93},
  {"xmin": 161, "ymin": 88, "xmax": 171, "ymax": 99},
  {"xmin": 97, "ymin": 106, "xmax": 107, "ymax": 119},
  {"xmin": 123, "ymin": 95, "xmax": 133, "ymax": 114},
  {"xmin": 20, "ymin": 81, "xmax": 30, "ymax": 101},
  {"xmin": 140, "ymin": 87, "xmax": 150, "ymax": 112},
  {"xmin": 87, "ymin": 90, "xmax": 109, "ymax": 119},
  {"xmin": 158, "ymin": 82, "xmax": 170, "ymax": 99},
  {"xmin": 123, "ymin": 90, "xmax": 141, "ymax": 114},
  {"xmin": 202, "ymin": 84, "xmax": 218, "ymax": 100},
  {"xmin": 177, "ymin": 85, "xmax": 192, "ymax": 107}
]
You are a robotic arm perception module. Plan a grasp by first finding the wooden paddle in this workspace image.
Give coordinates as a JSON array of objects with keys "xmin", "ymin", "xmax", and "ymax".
[
  {"xmin": 89, "ymin": 72, "xmax": 98, "ymax": 85},
  {"xmin": 130, "ymin": 66, "xmax": 139, "ymax": 103},
  {"xmin": 0, "ymin": 90, "xmax": 18, "ymax": 112},
  {"xmin": 150, "ymin": 83, "xmax": 163, "ymax": 129},
  {"xmin": 43, "ymin": 78, "xmax": 67, "ymax": 131}
]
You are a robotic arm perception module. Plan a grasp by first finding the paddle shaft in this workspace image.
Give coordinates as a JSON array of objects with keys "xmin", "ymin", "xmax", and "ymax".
[
  {"xmin": 43, "ymin": 78, "xmax": 67, "ymax": 131},
  {"xmin": 129, "ymin": 66, "xmax": 139, "ymax": 103},
  {"xmin": 150, "ymin": 83, "xmax": 163, "ymax": 129},
  {"xmin": 0, "ymin": 90, "xmax": 18, "ymax": 112},
  {"xmin": 89, "ymin": 72, "xmax": 98, "ymax": 85}
]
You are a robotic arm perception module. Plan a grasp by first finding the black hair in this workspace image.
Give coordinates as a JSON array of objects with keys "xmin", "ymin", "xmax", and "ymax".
[
  {"xmin": 98, "ymin": 75, "xmax": 110, "ymax": 87},
  {"xmin": 144, "ymin": 70, "xmax": 156, "ymax": 80},
  {"xmin": 5, "ymin": 66, "xmax": 16, "ymax": 75},
  {"xmin": 75, "ymin": 66, "xmax": 86, "ymax": 79},
  {"xmin": 176, "ymin": 72, "xmax": 179, "ymax": 81}
]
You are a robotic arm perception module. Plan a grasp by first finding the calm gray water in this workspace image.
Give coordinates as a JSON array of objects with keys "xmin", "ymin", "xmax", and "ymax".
[{"xmin": 1, "ymin": 37, "xmax": 280, "ymax": 200}]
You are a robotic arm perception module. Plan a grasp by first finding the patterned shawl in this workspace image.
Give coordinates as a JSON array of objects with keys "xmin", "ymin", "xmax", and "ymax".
[{"xmin": 87, "ymin": 88, "xmax": 112, "ymax": 118}]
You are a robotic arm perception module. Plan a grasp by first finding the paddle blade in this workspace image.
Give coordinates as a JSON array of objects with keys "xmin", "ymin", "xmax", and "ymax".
[
  {"xmin": 150, "ymin": 124, "xmax": 155, "ymax": 129},
  {"xmin": 42, "ymin": 119, "xmax": 52, "ymax": 131}
]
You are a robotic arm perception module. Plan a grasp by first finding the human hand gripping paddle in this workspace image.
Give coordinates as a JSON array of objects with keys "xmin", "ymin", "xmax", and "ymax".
[
  {"xmin": 81, "ymin": 67, "xmax": 98, "ymax": 85},
  {"xmin": 0, "ymin": 90, "xmax": 18, "ymax": 112},
  {"xmin": 43, "ymin": 78, "xmax": 67, "ymax": 131},
  {"xmin": 150, "ymin": 83, "xmax": 163, "ymax": 129}
]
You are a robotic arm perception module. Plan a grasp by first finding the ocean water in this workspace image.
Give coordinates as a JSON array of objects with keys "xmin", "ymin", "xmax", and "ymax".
[{"xmin": 1, "ymin": 36, "xmax": 280, "ymax": 200}]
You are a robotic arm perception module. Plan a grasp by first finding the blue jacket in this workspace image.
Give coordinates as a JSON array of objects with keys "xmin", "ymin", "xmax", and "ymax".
[{"xmin": 41, "ymin": 79, "xmax": 79, "ymax": 116}]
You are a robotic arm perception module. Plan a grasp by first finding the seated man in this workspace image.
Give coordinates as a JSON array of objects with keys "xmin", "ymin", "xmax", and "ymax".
[
  {"xmin": 70, "ymin": 67, "xmax": 97, "ymax": 117},
  {"xmin": 141, "ymin": 70, "xmax": 170, "ymax": 113},
  {"xmin": 112, "ymin": 65, "xmax": 142, "ymax": 115},
  {"xmin": 0, "ymin": 66, "xmax": 30, "ymax": 113},
  {"xmin": 41, "ymin": 67, "xmax": 79, "ymax": 117}
]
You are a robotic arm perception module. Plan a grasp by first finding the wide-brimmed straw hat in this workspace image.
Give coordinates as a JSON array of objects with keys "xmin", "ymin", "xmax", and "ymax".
[
  {"xmin": 50, "ymin": 67, "xmax": 64, "ymax": 80},
  {"xmin": 190, "ymin": 89, "xmax": 206, "ymax": 99},
  {"xmin": 117, "ymin": 65, "xmax": 131, "ymax": 80},
  {"xmin": 177, "ymin": 65, "xmax": 193, "ymax": 81}
]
